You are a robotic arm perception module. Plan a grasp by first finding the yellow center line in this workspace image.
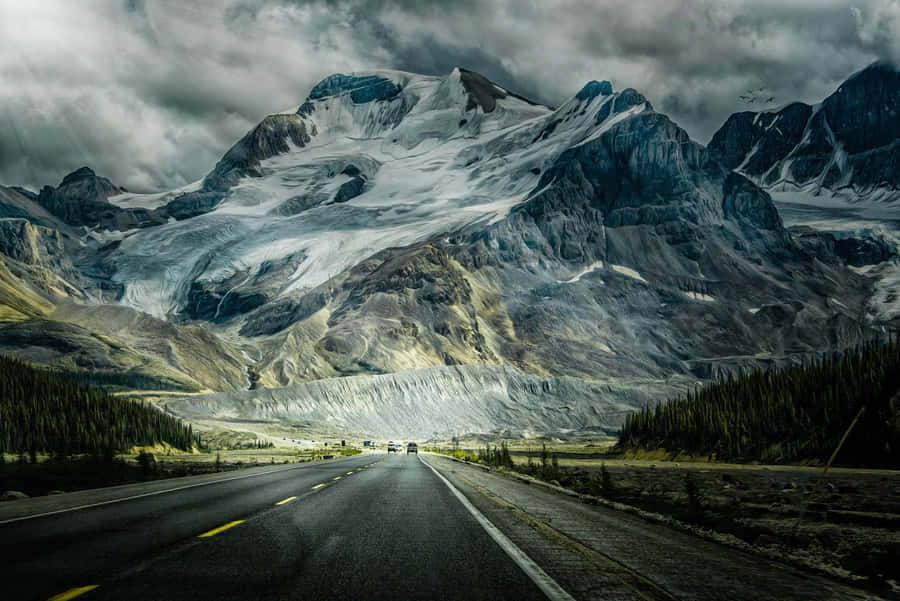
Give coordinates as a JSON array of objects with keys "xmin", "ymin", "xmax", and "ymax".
[
  {"xmin": 47, "ymin": 586, "xmax": 99, "ymax": 601},
  {"xmin": 312, "ymin": 483, "xmax": 326, "ymax": 490},
  {"xmin": 275, "ymin": 496, "xmax": 297, "ymax": 506},
  {"xmin": 197, "ymin": 520, "xmax": 244, "ymax": 538},
  {"xmin": 346, "ymin": 471, "xmax": 353, "ymax": 475},
  {"xmin": 333, "ymin": 476, "xmax": 342, "ymax": 480}
]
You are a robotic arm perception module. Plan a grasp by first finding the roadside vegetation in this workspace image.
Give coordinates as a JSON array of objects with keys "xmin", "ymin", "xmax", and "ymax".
[
  {"xmin": 428, "ymin": 444, "xmax": 900, "ymax": 588},
  {"xmin": 618, "ymin": 338, "xmax": 900, "ymax": 468},
  {"xmin": 427, "ymin": 442, "xmax": 564, "ymax": 482}
]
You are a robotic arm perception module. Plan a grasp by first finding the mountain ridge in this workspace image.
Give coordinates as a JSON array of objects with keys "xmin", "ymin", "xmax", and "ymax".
[
  {"xmin": 0, "ymin": 65, "xmax": 887, "ymax": 438},
  {"xmin": 709, "ymin": 61, "xmax": 900, "ymax": 208}
]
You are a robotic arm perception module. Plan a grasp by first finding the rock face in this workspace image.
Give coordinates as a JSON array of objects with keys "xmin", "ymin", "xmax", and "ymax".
[
  {"xmin": 709, "ymin": 62, "xmax": 900, "ymax": 200},
  {"xmin": 0, "ymin": 303, "xmax": 249, "ymax": 392},
  {"xmin": 306, "ymin": 73, "xmax": 402, "ymax": 104},
  {"xmin": 0, "ymin": 217, "xmax": 83, "ymax": 311},
  {"xmin": 790, "ymin": 226, "xmax": 896, "ymax": 267},
  {"xmin": 36, "ymin": 167, "xmax": 163, "ymax": 230},
  {"xmin": 161, "ymin": 114, "xmax": 315, "ymax": 220},
  {"xmin": 0, "ymin": 219, "xmax": 67, "ymax": 267},
  {"xmin": 0, "ymin": 186, "xmax": 68, "ymax": 230},
  {"xmin": 0, "ymin": 66, "xmax": 885, "ymax": 437}
]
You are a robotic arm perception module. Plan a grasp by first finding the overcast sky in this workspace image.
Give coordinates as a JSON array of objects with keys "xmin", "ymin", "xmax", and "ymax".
[{"xmin": 1, "ymin": 0, "xmax": 898, "ymax": 193}]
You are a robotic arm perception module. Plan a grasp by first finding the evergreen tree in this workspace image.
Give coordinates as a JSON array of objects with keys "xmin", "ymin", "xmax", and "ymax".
[
  {"xmin": 0, "ymin": 355, "xmax": 199, "ymax": 455},
  {"xmin": 617, "ymin": 338, "xmax": 900, "ymax": 467}
]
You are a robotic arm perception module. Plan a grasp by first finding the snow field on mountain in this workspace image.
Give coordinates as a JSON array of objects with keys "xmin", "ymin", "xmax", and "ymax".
[{"xmin": 106, "ymin": 70, "xmax": 646, "ymax": 319}]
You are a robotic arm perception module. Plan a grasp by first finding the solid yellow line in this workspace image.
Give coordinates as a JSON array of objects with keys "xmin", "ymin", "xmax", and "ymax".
[
  {"xmin": 47, "ymin": 586, "xmax": 99, "ymax": 601},
  {"xmin": 275, "ymin": 496, "xmax": 297, "ymax": 506},
  {"xmin": 333, "ymin": 476, "xmax": 342, "ymax": 480},
  {"xmin": 312, "ymin": 483, "xmax": 326, "ymax": 490},
  {"xmin": 197, "ymin": 520, "xmax": 244, "ymax": 538}
]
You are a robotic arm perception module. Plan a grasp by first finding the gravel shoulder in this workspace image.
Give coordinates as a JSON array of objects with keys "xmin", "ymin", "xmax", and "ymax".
[{"xmin": 424, "ymin": 453, "xmax": 890, "ymax": 601}]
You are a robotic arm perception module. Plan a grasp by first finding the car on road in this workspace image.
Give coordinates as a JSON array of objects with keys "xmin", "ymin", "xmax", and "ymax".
[
  {"xmin": 387, "ymin": 441, "xmax": 400, "ymax": 453},
  {"xmin": 407, "ymin": 442, "xmax": 418, "ymax": 454}
]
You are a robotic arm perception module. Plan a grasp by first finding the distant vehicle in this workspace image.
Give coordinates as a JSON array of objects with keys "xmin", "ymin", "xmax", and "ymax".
[
  {"xmin": 407, "ymin": 442, "xmax": 418, "ymax": 454},
  {"xmin": 388, "ymin": 441, "xmax": 400, "ymax": 453}
]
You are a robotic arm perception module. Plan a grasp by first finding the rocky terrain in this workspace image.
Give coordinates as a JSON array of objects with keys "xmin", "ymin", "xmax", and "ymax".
[
  {"xmin": 709, "ymin": 61, "xmax": 900, "ymax": 214},
  {"xmin": 167, "ymin": 365, "xmax": 658, "ymax": 440},
  {"xmin": 710, "ymin": 61, "xmax": 900, "ymax": 328},
  {"xmin": 1, "ymin": 65, "xmax": 894, "ymax": 438}
]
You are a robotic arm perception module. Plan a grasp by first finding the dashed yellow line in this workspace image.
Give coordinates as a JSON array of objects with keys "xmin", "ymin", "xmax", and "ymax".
[
  {"xmin": 312, "ymin": 483, "xmax": 326, "ymax": 490},
  {"xmin": 333, "ymin": 476, "xmax": 342, "ymax": 481},
  {"xmin": 275, "ymin": 496, "xmax": 297, "ymax": 506},
  {"xmin": 47, "ymin": 586, "xmax": 99, "ymax": 601},
  {"xmin": 197, "ymin": 520, "xmax": 244, "ymax": 538},
  {"xmin": 346, "ymin": 471, "xmax": 354, "ymax": 475}
]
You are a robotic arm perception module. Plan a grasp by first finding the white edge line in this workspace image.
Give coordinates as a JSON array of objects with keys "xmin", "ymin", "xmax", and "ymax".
[
  {"xmin": 0, "ymin": 459, "xmax": 349, "ymax": 525},
  {"xmin": 419, "ymin": 455, "xmax": 577, "ymax": 601}
]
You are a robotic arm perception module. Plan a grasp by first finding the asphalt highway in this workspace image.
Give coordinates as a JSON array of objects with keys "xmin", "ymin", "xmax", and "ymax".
[
  {"xmin": 1, "ymin": 453, "xmax": 550, "ymax": 601},
  {"xmin": 3, "ymin": 452, "xmax": 879, "ymax": 601}
]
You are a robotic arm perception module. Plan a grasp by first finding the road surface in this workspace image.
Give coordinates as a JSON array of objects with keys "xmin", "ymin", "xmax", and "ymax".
[{"xmin": 0, "ymin": 452, "xmax": 882, "ymax": 601}]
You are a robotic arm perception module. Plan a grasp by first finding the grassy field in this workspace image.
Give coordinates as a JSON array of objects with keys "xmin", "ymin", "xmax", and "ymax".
[{"xmin": 151, "ymin": 446, "xmax": 364, "ymax": 465}]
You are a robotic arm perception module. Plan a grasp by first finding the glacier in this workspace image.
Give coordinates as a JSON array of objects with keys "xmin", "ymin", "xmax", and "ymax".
[{"xmin": 100, "ymin": 69, "xmax": 646, "ymax": 320}]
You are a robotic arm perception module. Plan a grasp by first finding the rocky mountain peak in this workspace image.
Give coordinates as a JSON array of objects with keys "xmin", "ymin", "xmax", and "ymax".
[
  {"xmin": 205, "ymin": 113, "xmax": 313, "ymax": 189},
  {"xmin": 54, "ymin": 166, "xmax": 123, "ymax": 196},
  {"xmin": 456, "ymin": 68, "xmax": 508, "ymax": 113},
  {"xmin": 305, "ymin": 73, "xmax": 402, "ymax": 104},
  {"xmin": 708, "ymin": 60, "xmax": 900, "ymax": 201},
  {"xmin": 60, "ymin": 166, "xmax": 98, "ymax": 186},
  {"xmin": 576, "ymin": 80, "xmax": 614, "ymax": 100},
  {"xmin": 35, "ymin": 166, "xmax": 159, "ymax": 230},
  {"xmin": 822, "ymin": 61, "xmax": 900, "ymax": 155}
]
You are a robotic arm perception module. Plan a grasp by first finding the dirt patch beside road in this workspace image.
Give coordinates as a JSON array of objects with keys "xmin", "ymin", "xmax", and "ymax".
[{"xmin": 510, "ymin": 456, "xmax": 900, "ymax": 592}]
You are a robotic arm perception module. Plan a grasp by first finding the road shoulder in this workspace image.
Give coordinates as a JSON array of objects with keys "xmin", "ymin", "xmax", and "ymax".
[{"xmin": 423, "ymin": 454, "xmax": 884, "ymax": 601}]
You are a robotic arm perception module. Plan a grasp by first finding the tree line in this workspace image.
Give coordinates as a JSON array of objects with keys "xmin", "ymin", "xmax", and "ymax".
[
  {"xmin": 52, "ymin": 367, "xmax": 196, "ymax": 392},
  {"xmin": 0, "ymin": 355, "xmax": 198, "ymax": 458},
  {"xmin": 617, "ymin": 338, "xmax": 900, "ymax": 467}
]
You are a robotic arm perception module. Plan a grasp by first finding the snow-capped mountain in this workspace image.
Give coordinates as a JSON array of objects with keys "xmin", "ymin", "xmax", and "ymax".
[
  {"xmin": 709, "ymin": 62, "xmax": 900, "ymax": 215},
  {"xmin": 709, "ymin": 61, "xmax": 900, "ymax": 325},
  {"xmin": 99, "ymin": 69, "xmax": 645, "ymax": 320},
  {"xmin": 0, "ymin": 67, "xmax": 884, "ymax": 437}
]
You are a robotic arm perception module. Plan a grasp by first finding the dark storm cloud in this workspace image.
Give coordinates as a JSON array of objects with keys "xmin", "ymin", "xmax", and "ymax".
[{"xmin": 1, "ymin": 0, "xmax": 898, "ymax": 193}]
